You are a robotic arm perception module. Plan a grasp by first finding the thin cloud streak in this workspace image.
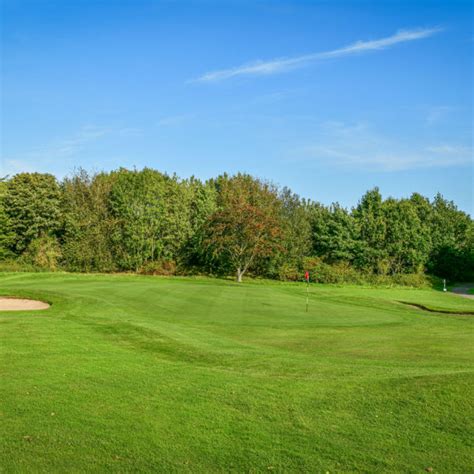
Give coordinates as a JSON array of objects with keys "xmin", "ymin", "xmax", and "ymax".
[
  {"xmin": 156, "ymin": 114, "xmax": 194, "ymax": 127},
  {"xmin": 0, "ymin": 125, "xmax": 142, "ymax": 177},
  {"xmin": 287, "ymin": 121, "xmax": 472, "ymax": 172},
  {"xmin": 193, "ymin": 27, "xmax": 443, "ymax": 83}
]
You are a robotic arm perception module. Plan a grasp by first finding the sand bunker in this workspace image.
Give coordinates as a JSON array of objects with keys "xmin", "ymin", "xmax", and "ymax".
[
  {"xmin": 452, "ymin": 285, "xmax": 474, "ymax": 300},
  {"xmin": 0, "ymin": 297, "xmax": 50, "ymax": 311}
]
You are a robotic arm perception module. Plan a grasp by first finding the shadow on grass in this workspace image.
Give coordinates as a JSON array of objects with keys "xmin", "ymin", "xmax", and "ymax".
[{"xmin": 398, "ymin": 301, "xmax": 474, "ymax": 316}]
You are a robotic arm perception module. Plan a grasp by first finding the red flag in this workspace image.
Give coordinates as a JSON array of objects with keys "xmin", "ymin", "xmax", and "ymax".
[{"xmin": 305, "ymin": 271, "xmax": 309, "ymax": 282}]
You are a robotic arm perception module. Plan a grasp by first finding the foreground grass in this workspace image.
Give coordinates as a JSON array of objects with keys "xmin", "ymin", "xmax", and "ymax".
[{"xmin": 1, "ymin": 273, "xmax": 473, "ymax": 473}]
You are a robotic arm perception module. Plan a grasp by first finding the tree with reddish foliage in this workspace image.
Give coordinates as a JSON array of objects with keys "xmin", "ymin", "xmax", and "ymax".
[{"xmin": 205, "ymin": 174, "xmax": 282, "ymax": 282}]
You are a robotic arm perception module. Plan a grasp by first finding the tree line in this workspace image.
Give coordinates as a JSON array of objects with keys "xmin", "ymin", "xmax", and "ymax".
[{"xmin": 0, "ymin": 169, "xmax": 472, "ymax": 283}]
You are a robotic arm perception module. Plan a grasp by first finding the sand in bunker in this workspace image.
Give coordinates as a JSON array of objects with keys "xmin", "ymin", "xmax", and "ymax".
[
  {"xmin": 0, "ymin": 297, "xmax": 50, "ymax": 311},
  {"xmin": 452, "ymin": 284, "xmax": 474, "ymax": 300}
]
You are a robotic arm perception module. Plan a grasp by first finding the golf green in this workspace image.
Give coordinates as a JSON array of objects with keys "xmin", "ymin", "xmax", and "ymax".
[{"xmin": 1, "ymin": 272, "xmax": 473, "ymax": 472}]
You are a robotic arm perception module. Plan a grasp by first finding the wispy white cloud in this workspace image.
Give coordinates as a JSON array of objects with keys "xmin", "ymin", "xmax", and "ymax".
[
  {"xmin": 156, "ymin": 114, "xmax": 194, "ymax": 126},
  {"xmin": 0, "ymin": 125, "xmax": 111, "ymax": 176},
  {"xmin": 193, "ymin": 27, "xmax": 443, "ymax": 83},
  {"xmin": 425, "ymin": 105, "xmax": 454, "ymax": 125},
  {"xmin": 32, "ymin": 125, "xmax": 109, "ymax": 157},
  {"xmin": 426, "ymin": 144, "xmax": 472, "ymax": 155},
  {"xmin": 0, "ymin": 159, "xmax": 36, "ymax": 177},
  {"xmin": 0, "ymin": 124, "xmax": 147, "ymax": 177},
  {"xmin": 117, "ymin": 127, "xmax": 144, "ymax": 137},
  {"xmin": 289, "ymin": 121, "xmax": 472, "ymax": 171}
]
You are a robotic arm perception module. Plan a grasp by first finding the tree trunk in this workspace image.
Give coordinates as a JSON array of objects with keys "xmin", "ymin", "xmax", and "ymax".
[{"xmin": 236, "ymin": 267, "xmax": 243, "ymax": 282}]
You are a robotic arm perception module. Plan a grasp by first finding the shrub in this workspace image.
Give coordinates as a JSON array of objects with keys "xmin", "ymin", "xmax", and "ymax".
[
  {"xmin": 277, "ymin": 263, "xmax": 301, "ymax": 281},
  {"xmin": 140, "ymin": 259, "xmax": 177, "ymax": 276},
  {"xmin": 303, "ymin": 257, "xmax": 365, "ymax": 284},
  {"xmin": 300, "ymin": 257, "xmax": 437, "ymax": 287},
  {"xmin": 0, "ymin": 259, "xmax": 44, "ymax": 273},
  {"xmin": 390, "ymin": 273, "xmax": 440, "ymax": 288},
  {"xmin": 21, "ymin": 236, "xmax": 62, "ymax": 271}
]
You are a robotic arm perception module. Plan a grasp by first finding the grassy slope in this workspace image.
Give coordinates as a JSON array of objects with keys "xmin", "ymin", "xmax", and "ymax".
[{"xmin": 0, "ymin": 272, "xmax": 473, "ymax": 473}]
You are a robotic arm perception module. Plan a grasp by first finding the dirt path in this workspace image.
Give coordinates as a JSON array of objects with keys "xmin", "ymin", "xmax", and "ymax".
[
  {"xmin": 0, "ymin": 297, "xmax": 50, "ymax": 311},
  {"xmin": 451, "ymin": 284, "xmax": 474, "ymax": 300}
]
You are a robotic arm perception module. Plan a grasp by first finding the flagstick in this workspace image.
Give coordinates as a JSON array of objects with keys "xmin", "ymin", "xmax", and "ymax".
[{"xmin": 306, "ymin": 280, "xmax": 309, "ymax": 312}]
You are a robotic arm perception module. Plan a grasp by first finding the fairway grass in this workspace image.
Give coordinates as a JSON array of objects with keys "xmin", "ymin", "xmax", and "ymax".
[{"xmin": 1, "ymin": 273, "xmax": 473, "ymax": 472}]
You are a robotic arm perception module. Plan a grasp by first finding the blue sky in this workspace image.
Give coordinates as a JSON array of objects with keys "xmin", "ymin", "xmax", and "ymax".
[{"xmin": 1, "ymin": 0, "xmax": 472, "ymax": 213}]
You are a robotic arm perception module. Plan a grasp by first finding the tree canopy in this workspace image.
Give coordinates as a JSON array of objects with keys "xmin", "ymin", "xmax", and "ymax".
[
  {"xmin": 0, "ymin": 169, "xmax": 472, "ymax": 282},
  {"xmin": 204, "ymin": 174, "xmax": 282, "ymax": 282}
]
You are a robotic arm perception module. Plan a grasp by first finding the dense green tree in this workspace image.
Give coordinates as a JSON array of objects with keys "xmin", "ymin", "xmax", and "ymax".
[
  {"xmin": 3, "ymin": 173, "xmax": 61, "ymax": 254},
  {"xmin": 430, "ymin": 193, "xmax": 471, "ymax": 250},
  {"xmin": 109, "ymin": 168, "xmax": 168, "ymax": 271},
  {"xmin": 409, "ymin": 192, "xmax": 433, "ymax": 224},
  {"xmin": 279, "ymin": 188, "xmax": 312, "ymax": 264},
  {"xmin": 180, "ymin": 177, "xmax": 217, "ymax": 271},
  {"xmin": 383, "ymin": 198, "xmax": 431, "ymax": 274},
  {"xmin": 427, "ymin": 194, "xmax": 473, "ymax": 280},
  {"xmin": 108, "ymin": 168, "xmax": 194, "ymax": 271},
  {"xmin": 159, "ymin": 174, "xmax": 194, "ymax": 260},
  {"xmin": 309, "ymin": 202, "xmax": 358, "ymax": 264},
  {"xmin": 61, "ymin": 170, "xmax": 116, "ymax": 272},
  {"xmin": 0, "ymin": 178, "xmax": 15, "ymax": 259},
  {"xmin": 353, "ymin": 188, "xmax": 388, "ymax": 273},
  {"xmin": 260, "ymin": 188, "xmax": 311, "ymax": 279},
  {"xmin": 462, "ymin": 223, "xmax": 474, "ymax": 280}
]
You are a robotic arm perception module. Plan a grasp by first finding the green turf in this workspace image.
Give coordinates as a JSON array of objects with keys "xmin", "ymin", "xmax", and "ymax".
[{"xmin": 1, "ymin": 273, "xmax": 473, "ymax": 472}]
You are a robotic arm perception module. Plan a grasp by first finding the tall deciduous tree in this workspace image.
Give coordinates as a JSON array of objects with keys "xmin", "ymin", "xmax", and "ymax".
[
  {"xmin": 383, "ymin": 198, "xmax": 431, "ymax": 274},
  {"xmin": 3, "ymin": 173, "xmax": 61, "ymax": 254},
  {"xmin": 108, "ymin": 168, "xmax": 194, "ymax": 271},
  {"xmin": 353, "ymin": 187, "xmax": 388, "ymax": 273},
  {"xmin": 428, "ymin": 193, "xmax": 473, "ymax": 280},
  {"xmin": 309, "ymin": 202, "xmax": 358, "ymax": 263},
  {"xmin": 0, "ymin": 178, "xmax": 15, "ymax": 259},
  {"xmin": 61, "ymin": 169, "xmax": 116, "ymax": 272},
  {"xmin": 279, "ymin": 188, "xmax": 311, "ymax": 264},
  {"xmin": 430, "ymin": 193, "xmax": 471, "ymax": 251},
  {"xmin": 109, "ymin": 168, "xmax": 169, "ymax": 271},
  {"xmin": 180, "ymin": 177, "xmax": 217, "ymax": 271},
  {"xmin": 205, "ymin": 174, "xmax": 282, "ymax": 282}
]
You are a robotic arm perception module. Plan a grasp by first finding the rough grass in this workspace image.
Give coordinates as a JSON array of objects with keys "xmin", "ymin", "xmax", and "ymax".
[{"xmin": 1, "ymin": 272, "xmax": 473, "ymax": 473}]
